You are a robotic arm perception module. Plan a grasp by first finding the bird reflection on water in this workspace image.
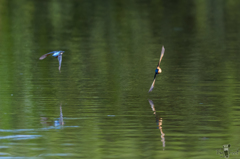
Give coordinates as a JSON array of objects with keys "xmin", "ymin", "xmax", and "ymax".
[
  {"xmin": 40, "ymin": 103, "xmax": 64, "ymax": 128},
  {"xmin": 148, "ymin": 99, "xmax": 165, "ymax": 150},
  {"xmin": 54, "ymin": 103, "xmax": 64, "ymax": 127}
]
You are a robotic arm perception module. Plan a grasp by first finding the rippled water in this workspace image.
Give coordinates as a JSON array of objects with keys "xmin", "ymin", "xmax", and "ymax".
[{"xmin": 1, "ymin": 0, "xmax": 240, "ymax": 158}]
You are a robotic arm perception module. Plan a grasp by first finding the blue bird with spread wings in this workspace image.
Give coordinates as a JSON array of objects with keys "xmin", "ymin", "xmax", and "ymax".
[
  {"xmin": 39, "ymin": 51, "xmax": 64, "ymax": 71},
  {"xmin": 149, "ymin": 46, "xmax": 165, "ymax": 92}
]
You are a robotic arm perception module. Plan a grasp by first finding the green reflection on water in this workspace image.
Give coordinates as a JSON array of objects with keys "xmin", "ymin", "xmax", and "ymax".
[{"xmin": 0, "ymin": 0, "xmax": 240, "ymax": 158}]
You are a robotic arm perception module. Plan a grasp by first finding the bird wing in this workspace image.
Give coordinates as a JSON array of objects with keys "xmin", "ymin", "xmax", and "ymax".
[
  {"xmin": 154, "ymin": 72, "xmax": 157, "ymax": 79},
  {"xmin": 148, "ymin": 78, "xmax": 156, "ymax": 93},
  {"xmin": 58, "ymin": 54, "xmax": 62, "ymax": 71},
  {"xmin": 158, "ymin": 46, "xmax": 165, "ymax": 66},
  {"xmin": 148, "ymin": 99, "xmax": 155, "ymax": 112},
  {"xmin": 59, "ymin": 103, "xmax": 64, "ymax": 125},
  {"xmin": 39, "ymin": 52, "xmax": 54, "ymax": 60},
  {"xmin": 148, "ymin": 99, "xmax": 154, "ymax": 107}
]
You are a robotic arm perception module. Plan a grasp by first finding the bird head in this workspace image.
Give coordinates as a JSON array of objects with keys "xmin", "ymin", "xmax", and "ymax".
[
  {"xmin": 157, "ymin": 66, "xmax": 162, "ymax": 74},
  {"xmin": 158, "ymin": 68, "xmax": 162, "ymax": 74}
]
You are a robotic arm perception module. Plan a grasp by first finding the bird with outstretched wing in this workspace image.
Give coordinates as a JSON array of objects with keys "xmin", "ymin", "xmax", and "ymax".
[
  {"xmin": 149, "ymin": 46, "xmax": 165, "ymax": 92},
  {"xmin": 39, "ymin": 51, "xmax": 64, "ymax": 72}
]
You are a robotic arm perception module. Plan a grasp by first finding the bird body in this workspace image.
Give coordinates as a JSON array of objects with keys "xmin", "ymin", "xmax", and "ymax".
[
  {"xmin": 52, "ymin": 51, "xmax": 63, "ymax": 57},
  {"xmin": 155, "ymin": 68, "xmax": 159, "ymax": 74}
]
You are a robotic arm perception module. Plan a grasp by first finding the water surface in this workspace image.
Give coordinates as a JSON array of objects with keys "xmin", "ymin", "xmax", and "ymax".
[{"xmin": 0, "ymin": 0, "xmax": 240, "ymax": 158}]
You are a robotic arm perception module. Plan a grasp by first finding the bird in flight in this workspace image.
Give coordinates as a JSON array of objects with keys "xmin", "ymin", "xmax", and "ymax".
[
  {"xmin": 149, "ymin": 46, "xmax": 165, "ymax": 92},
  {"xmin": 39, "ymin": 51, "xmax": 64, "ymax": 71}
]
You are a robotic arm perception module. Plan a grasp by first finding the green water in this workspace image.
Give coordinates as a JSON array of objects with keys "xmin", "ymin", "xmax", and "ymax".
[{"xmin": 0, "ymin": 0, "xmax": 240, "ymax": 158}]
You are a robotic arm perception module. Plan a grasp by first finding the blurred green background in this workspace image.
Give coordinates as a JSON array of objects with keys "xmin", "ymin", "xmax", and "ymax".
[{"xmin": 0, "ymin": 0, "xmax": 240, "ymax": 158}]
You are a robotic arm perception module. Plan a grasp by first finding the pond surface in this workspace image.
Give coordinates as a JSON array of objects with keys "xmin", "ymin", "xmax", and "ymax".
[{"xmin": 1, "ymin": 0, "xmax": 240, "ymax": 158}]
